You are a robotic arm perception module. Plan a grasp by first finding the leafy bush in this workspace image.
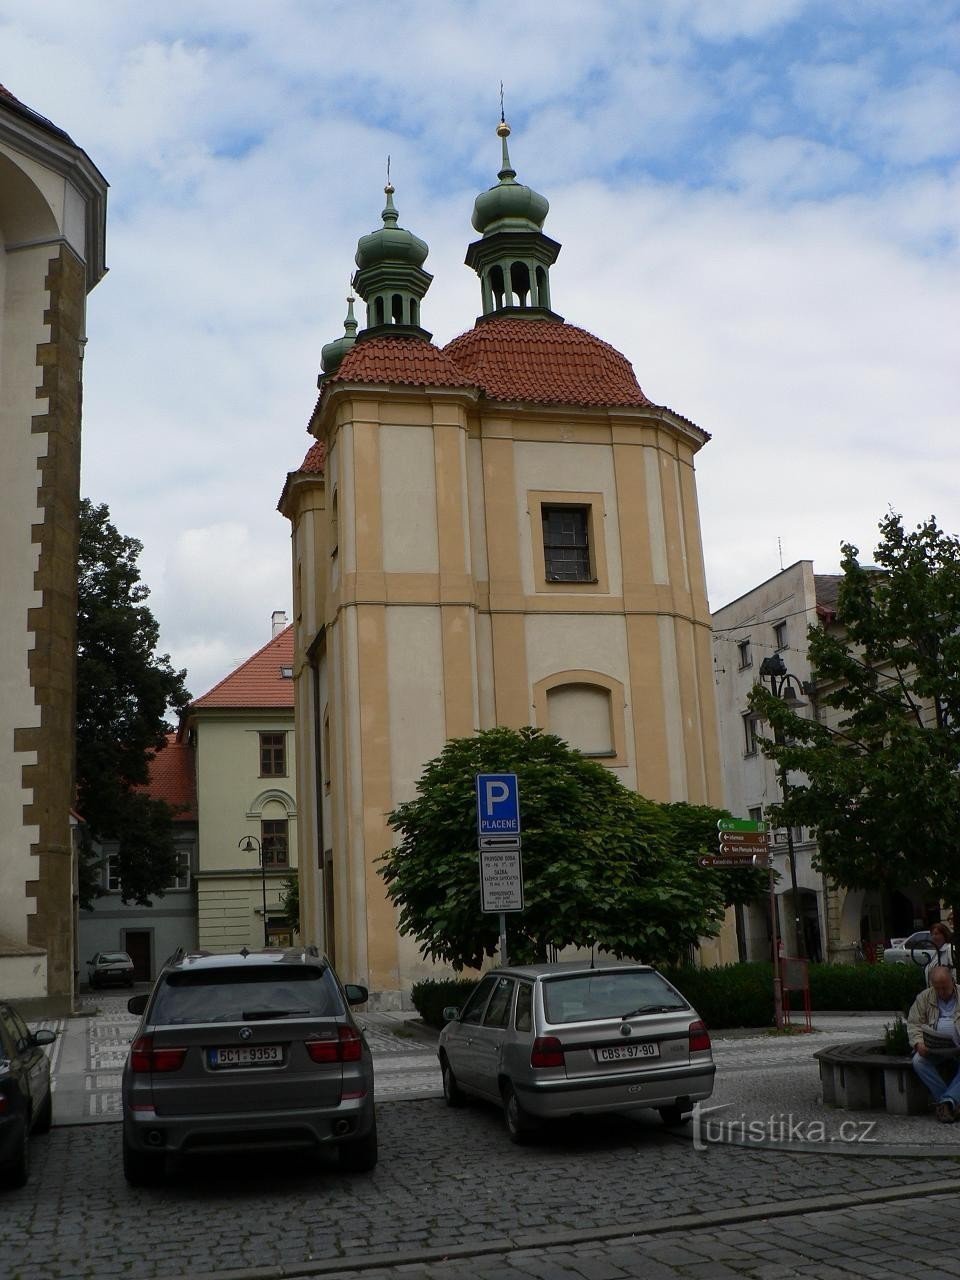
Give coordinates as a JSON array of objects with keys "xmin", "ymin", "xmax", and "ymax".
[
  {"xmin": 410, "ymin": 978, "xmax": 479, "ymax": 1029},
  {"xmin": 664, "ymin": 961, "xmax": 925, "ymax": 1029},
  {"xmin": 808, "ymin": 961, "xmax": 923, "ymax": 1012},
  {"xmin": 411, "ymin": 961, "xmax": 926, "ymax": 1031}
]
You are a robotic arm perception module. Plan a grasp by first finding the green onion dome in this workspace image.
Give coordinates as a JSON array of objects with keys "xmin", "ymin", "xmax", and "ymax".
[
  {"xmin": 355, "ymin": 184, "xmax": 429, "ymax": 271},
  {"xmin": 471, "ymin": 121, "xmax": 549, "ymax": 236}
]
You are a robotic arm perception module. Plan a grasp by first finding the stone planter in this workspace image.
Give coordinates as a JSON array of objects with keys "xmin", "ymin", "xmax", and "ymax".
[{"xmin": 815, "ymin": 1041, "xmax": 931, "ymax": 1116}]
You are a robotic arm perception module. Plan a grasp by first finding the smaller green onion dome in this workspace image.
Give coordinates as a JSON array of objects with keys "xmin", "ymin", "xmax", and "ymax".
[
  {"xmin": 355, "ymin": 184, "xmax": 429, "ymax": 271},
  {"xmin": 472, "ymin": 121, "xmax": 549, "ymax": 236},
  {"xmin": 320, "ymin": 294, "xmax": 359, "ymax": 377}
]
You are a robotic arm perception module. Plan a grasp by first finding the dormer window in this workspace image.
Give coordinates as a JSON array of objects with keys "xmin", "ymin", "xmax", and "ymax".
[{"xmin": 280, "ymin": 666, "xmax": 293, "ymax": 679}]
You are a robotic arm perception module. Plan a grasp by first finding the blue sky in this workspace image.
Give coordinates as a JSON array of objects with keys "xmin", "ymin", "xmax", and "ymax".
[{"xmin": 2, "ymin": 0, "xmax": 958, "ymax": 698}]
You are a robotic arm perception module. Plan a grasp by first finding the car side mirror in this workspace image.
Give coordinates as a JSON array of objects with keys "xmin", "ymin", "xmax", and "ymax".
[
  {"xmin": 344, "ymin": 984, "xmax": 368, "ymax": 1006},
  {"xmin": 31, "ymin": 1029, "xmax": 57, "ymax": 1047},
  {"xmin": 442, "ymin": 1006, "xmax": 461, "ymax": 1022},
  {"xmin": 127, "ymin": 994, "xmax": 149, "ymax": 1016}
]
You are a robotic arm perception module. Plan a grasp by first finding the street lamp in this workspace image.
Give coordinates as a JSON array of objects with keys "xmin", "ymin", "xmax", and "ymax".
[
  {"xmin": 758, "ymin": 653, "xmax": 811, "ymax": 959},
  {"xmin": 239, "ymin": 835, "xmax": 269, "ymax": 948}
]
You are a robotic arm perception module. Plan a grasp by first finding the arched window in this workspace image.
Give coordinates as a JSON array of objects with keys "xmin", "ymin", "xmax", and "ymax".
[
  {"xmin": 536, "ymin": 266, "xmax": 548, "ymax": 308},
  {"xmin": 489, "ymin": 264, "xmax": 505, "ymax": 310},
  {"xmin": 391, "ymin": 293, "xmax": 404, "ymax": 324},
  {"xmin": 510, "ymin": 261, "xmax": 530, "ymax": 306},
  {"xmin": 374, "ymin": 296, "xmax": 385, "ymax": 325}
]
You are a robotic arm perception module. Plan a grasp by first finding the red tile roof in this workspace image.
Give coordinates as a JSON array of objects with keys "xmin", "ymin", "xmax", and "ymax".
[
  {"xmin": 0, "ymin": 84, "xmax": 20, "ymax": 101},
  {"xmin": 192, "ymin": 626, "xmax": 295, "ymax": 710},
  {"xmin": 141, "ymin": 733, "xmax": 197, "ymax": 820},
  {"xmin": 443, "ymin": 317, "xmax": 653, "ymax": 408},
  {"xmin": 328, "ymin": 337, "xmax": 471, "ymax": 389}
]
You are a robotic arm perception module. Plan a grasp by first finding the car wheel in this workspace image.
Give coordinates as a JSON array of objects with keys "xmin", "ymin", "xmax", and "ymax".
[
  {"xmin": 122, "ymin": 1134, "xmax": 165, "ymax": 1186},
  {"xmin": 338, "ymin": 1117, "xmax": 378, "ymax": 1173},
  {"xmin": 441, "ymin": 1058, "xmax": 465, "ymax": 1108},
  {"xmin": 502, "ymin": 1083, "xmax": 536, "ymax": 1144},
  {"xmin": 658, "ymin": 1105, "xmax": 691, "ymax": 1127},
  {"xmin": 33, "ymin": 1086, "xmax": 53, "ymax": 1136},
  {"xmin": 0, "ymin": 1117, "xmax": 29, "ymax": 1189}
]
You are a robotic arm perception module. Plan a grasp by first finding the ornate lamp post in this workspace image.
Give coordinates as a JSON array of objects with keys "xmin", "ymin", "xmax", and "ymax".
[
  {"xmin": 239, "ymin": 835, "xmax": 269, "ymax": 948},
  {"xmin": 758, "ymin": 653, "xmax": 811, "ymax": 958}
]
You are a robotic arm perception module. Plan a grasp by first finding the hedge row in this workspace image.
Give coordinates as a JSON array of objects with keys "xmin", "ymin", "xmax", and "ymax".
[{"xmin": 410, "ymin": 962, "xmax": 926, "ymax": 1030}]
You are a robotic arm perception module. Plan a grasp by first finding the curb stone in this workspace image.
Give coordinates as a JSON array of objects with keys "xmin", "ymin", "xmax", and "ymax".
[{"xmin": 175, "ymin": 1179, "xmax": 960, "ymax": 1280}]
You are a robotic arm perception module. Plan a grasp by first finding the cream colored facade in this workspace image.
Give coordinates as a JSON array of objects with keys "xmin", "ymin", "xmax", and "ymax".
[
  {"xmin": 190, "ymin": 690, "xmax": 299, "ymax": 952},
  {"xmin": 284, "ymin": 387, "xmax": 733, "ymax": 1005},
  {"xmin": 0, "ymin": 91, "xmax": 107, "ymax": 1007},
  {"xmin": 192, "ymin": 619, "xmax": 300, "ymax": 952}
]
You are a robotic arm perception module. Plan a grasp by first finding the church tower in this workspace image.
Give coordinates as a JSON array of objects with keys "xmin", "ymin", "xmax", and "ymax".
[{"xmin": 281, "ymin": 123, "xmax": 728, "ymax": 1006}]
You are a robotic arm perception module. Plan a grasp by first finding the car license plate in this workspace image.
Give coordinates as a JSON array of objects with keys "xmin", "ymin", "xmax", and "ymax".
[
  {"xmin": 595, "ymin": 1042, "xmax": 660, "ymax": 1062},
  {"xmin": 208, "ymin": 1045, "xmax": 283, "ymax": 1068}
]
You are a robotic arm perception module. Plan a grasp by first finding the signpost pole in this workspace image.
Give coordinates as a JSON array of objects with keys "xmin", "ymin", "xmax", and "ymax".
[
  {"xmin": 770, "ymin": 864, "xmax": 784, "ymax": 1030},
  {"xmin": 499, "ymin": 912, "xmax": 508, "ymax": 967}
]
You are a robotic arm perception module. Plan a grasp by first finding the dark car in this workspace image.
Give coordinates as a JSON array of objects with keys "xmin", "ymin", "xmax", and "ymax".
[
  {"xmin": 438, "ymin": 962, "xmax": 715, "ymax": 1142},
  {"xmin": 0, "ymin": 1002, "xmax": 57, "ymax": 1188},
  {"xmin": 87, "ymin": 951, "xmax": 136, "ymax": 988},
  {"xmin": 120, "ymin": 947, "xmax": 376, "ymax": 1185}
]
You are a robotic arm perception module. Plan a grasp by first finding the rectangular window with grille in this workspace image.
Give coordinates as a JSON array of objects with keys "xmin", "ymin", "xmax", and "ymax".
[
  {"xmin": 261, "ymin": 819, "xmax": 289, "ymax": 868},
  {"xmin": 260, "ymin": 732, "xmax": 286, "ymax": 777},
  {"xmin": 542, "ymin": 506, "xmax": 592, "ymax": 583}
]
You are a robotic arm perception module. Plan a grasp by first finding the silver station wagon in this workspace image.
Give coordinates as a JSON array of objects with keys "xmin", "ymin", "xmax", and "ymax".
[{"xmin": 438, "ymin": 962, "xmax": 715, "ymax": 1141}]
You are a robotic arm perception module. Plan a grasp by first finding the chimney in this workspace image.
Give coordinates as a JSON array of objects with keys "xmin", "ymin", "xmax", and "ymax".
[{"xmin": 271, "ymin": 610, "xmax": 288, "ymax": 639}]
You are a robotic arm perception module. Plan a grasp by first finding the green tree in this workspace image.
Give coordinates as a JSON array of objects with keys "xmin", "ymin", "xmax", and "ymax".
[
  {"xmin": 748, "ymin": 512, "xmax": 960, "ymax": 921},
  {"xmin": 378, "ymin": 726, "xmax": 735, "ymax": 971},
  {"xmin": 279, "ymin": 874, "xmax": 300, "ymax": 934},
  {"xmin": 76, "ymin": 500, "xmax": 191, "ymax": 907}
]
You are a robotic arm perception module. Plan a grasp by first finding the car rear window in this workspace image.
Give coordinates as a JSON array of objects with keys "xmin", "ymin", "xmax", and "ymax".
[
  {"xmin": 542, "ymin": 970, "xmax": 688, "ymax": 1024},
  {"xmin": 149, "ymin": 966, "xmax": 344, "ymax": 1025},
  {"xmin": 101, "ymin": 953, "xmax": 131, "ymax": 963}
]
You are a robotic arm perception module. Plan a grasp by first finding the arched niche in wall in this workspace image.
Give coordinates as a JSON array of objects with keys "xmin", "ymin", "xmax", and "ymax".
[{"xmin": 532, "ymin": 670, "xmax": 628, "ymax": 767}]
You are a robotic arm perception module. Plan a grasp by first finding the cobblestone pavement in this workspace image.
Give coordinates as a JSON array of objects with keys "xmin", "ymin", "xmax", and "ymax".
[
  {"xmin": 282, "ymin": 1192, "xmax": 960, "ymax": 1280},
  {"xmin": 5, "ymin": 1098, "xmax": 960, "ymax": 1280}
]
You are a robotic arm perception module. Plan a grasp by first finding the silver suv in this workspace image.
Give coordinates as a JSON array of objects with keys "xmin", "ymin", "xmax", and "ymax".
[
  {"xmin": 438, "ymin": 962, "xmax": 715, "ymax": 1142},
  {"xmin": 121, "ymin": 947, "xmax": 375, "ymax": 1184}
]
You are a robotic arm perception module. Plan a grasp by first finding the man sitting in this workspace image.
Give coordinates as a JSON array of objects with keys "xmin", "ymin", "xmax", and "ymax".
[{"xmin": 908, "ymin": 965, "xmax": 960, "ymax": 1122}]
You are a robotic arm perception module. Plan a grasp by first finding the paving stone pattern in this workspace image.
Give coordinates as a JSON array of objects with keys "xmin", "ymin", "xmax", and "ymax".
[
  {"xmin": 299, "ymin": 1192, "xmax": 960, "ymax": 1280},
  {"xmin": 4, "ymin": 1099, "xmax": 958, "ymax": 1280}
]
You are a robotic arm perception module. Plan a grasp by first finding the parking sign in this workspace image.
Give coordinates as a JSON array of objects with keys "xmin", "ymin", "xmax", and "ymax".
[{"xmin": 475, "ymin": 773, "xmax": 521, "ymax": 836}]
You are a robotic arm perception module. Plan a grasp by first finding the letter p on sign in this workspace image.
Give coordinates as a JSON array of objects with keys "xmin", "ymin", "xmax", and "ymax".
[{"xmin": 475, "ymin": 773, "xmax": 520, "ymax": 835}]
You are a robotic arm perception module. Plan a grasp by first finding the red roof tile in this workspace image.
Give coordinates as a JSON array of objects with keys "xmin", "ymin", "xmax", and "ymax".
[
  {"xmin": 0, "ymin": 84, "xmax": 20, "ymax": 102},
  {"xmin": 443, "ymin": 317, "xmax": 653, "ymax": 408},
  {"xmin": 328, "ymin": 337, "xmax": 471, "ymax": 389},
  {"xmin": 192, "ymin": 627, "xmax": 295, "ymax": 710},
  {"xmin": 140, "ymin": 733, "xmax": 197, "ymax": 820},
  {"xmin": 299, "ymin": 440, "xmax": 326, "ymax": 474}
]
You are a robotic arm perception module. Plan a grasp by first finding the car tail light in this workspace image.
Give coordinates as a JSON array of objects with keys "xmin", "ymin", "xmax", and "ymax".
[
  {"xmin": 0, "ymin": 1092, "xmax": 7, "ymax": 1115},
  {"xmin": 530, "ymin": 1035, "xmax": 564, "ymax": 1069},
  {"xmin": 306, "ymin": 1026, "xmax": 363, "ymax": 1064},
  {"xmin": 688, "ymin": 1020, "xmax": 711, "ymax": 1053},
  {"xmin": 129, "ymin": 1035, "xmax": 186, "ymax": 1073}
]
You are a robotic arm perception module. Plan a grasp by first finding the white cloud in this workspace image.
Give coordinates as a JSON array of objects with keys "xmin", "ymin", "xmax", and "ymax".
[{"xmin": 3, "ymin": 1, "xmax": 956, "ymax": 695}]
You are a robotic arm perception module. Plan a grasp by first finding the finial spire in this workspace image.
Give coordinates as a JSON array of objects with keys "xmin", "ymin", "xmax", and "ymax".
[{"xmin": 381, "ymin": 156, "xmax": 398, "ymax": 227}]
